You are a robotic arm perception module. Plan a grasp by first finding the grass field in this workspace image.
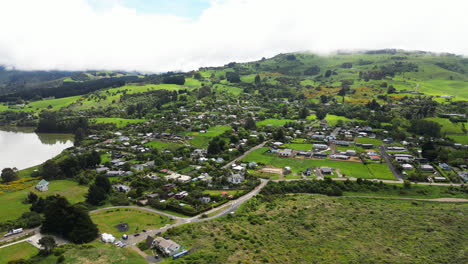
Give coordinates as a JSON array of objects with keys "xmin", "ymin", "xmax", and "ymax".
[
  {"xmin": 307, "ymin": 114, "xmax": 355, "ymax": 125},
  {"xmin": 355, "ymin": 137, "xmax": 383, "ymax": 145},
  {"xmin": 165, "ymin": 194, "xmax": 468, "ymax": 264},
  {"xmin": 448, "ymin": 134, "xmax": 468, "ymax": 144},
  {"xmin": 92, "ymin": 118, "xmax": 146, "ymax": 128},
  {"xmin": 145, "ymin": 140, "xmax": 183, "ymax": 151},
  {"xmin": 90, "ymin": 208, "xmax": 172, "ymax": 237},
  {"xmin": 37, "ymin": 241, "xmax": 147, "ymax": 264},
  {"xmin": 256, "ymin": 118, "xmax": 294, "ymax": 127},
  {"xmin": 0, "ymin": 180, "xmax": 88, "ymax": 222},
  {"xmin": 242, "ymin": 147, "xmax": 395, "ymax": 180},
  {"xmin": 0, "ymin": 242, "xmax": 39, "ymax": 263},
  {"xmin": 424, "ymin": 117, "xmax": 467, "ymax": 134}
]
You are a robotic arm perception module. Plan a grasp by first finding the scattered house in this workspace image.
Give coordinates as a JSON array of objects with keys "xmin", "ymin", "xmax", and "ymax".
[
  {"xmin": 228, "ymin": 173, "xmax": 245, "ymax": 184},
  {"xmin": 320, "ymin": 167, "xmax": 332, "ymax": 175},
  {"xmin": 232, "ymin": 165, "xmax": 245, "ymax": 171},
  {"xmin": 96, "ymin": 166, "xmax": 109, "ymax": 173},
  {"xmin": 331, "ymin": 154, "xmax": 350, "ymax": 160},
  {"xmin": 297, "ymin": 151, "xmax": 312, "ymax": 157},
  {"xmin": 345, "ymin": 150, "xmax": 357, "ymax": 156},
  {"xmin": 402, "ymin": 164, "xmax": 414, "ymax": 170},
  {"xmin": 369, "ymin": 155, "xmax": 381, "ymax": 161},
  {"xmin": 113, "ymin": 184, "xmax": 131, "ymax": 193},
  {"xmin": 458, "ymin": 171, "xmax": 468, "ymax": 182},
  {"xmin": 106, "ymin": 170, "xmax": 129, "ymax": 177},
  {"xmin": 162, "ymin": 184, "xmax": 176, "ymax": 191},
  {"xmin": 310, "ymin": 134, "xmax": 325, "ymax": 140},
  {"xmin": 361, "ymin": 144, "xmax": 374, "ymax": 149},
  {"xmin": 433, "ymin": 176, "xmax": 447, "ymax": 182},
  {"xmin": 420, "ymin": 164, "xmax": 434, "ymax": 171},
  {"xmin": 304, "ymin": 168, "xmax": 312, "ymax": 176},
  {"xmin": 278, "ymin": 148, "xmax": 293, "ymax": 157},
  {"xmin": 101, "ymin": 233, "xmax": 116, "ymax": 243},
  {"xmin": 248, "ymin": 162, "xmax": 258, "ymax": 168},
  {"xmin": 272, "ymin": 142, "xmax": 284, "ymax": 148},
  {"xmin": 151, "ymin": 237, "xmax": 181, "ymax": 257},
  {"xmin": 175, "ymin": 191, "xmax": 188, "ymax": 199},
  {"xmin": 387, "ymin": 146, "xmax": 407, "ymax": 151},
  {"xmin": 312, "ymin": 144, "xmax": 328, "ymax": 150},
  {"xmin": 199, "ymin": 197, "xmax": 211, "ymax": 203},
  {"xmin": 36, "ymin": 179, "xmax": 49, "ymax": 192},
  {"xmin": 313, "ymin": 152, "xmax": 328, "ymax": 158},
  {"xmin": 165, "ymin": 173, "xmax": 192, "ymax": 183},
  {"xmin": 334, "ymin": 141, "xmax": 351, "ymax": 146},
  {"xmin": 438, "ymin": 163, "xmax": 451, "ymax": 171},
  {"xmin": 131, "ymin": 164, "xmax": 145, "ymax": 171},
  {"xmin": 383, "ymin": 138, "xmax": 394, "ymax": 144}
]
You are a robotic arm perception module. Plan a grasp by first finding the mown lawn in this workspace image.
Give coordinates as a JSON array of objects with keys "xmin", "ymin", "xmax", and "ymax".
[
  {"xmin": 90, "ymin": 208, "xmax": 172, "ymax": 237},
  {"xmin": 0, "ymin": 242, "xmax": 39, "ymax": 263},
  {"xmin": 448, "ymin": 134, "xmax": 468, "ymax": 144},
  {"xmin": 282, "ymin": 143, "xmax": 312, "ymax": 151},
  {"xmin": 355, "ymin": 137, "xmax": 383, "ymax": 145},
  {"xmin": 92, "ymin": 118, "xmax": 146, "ymax": 128},
  {"xmin": 186, "ymin": 125, "xmax": 231, "ymax": 137},
  {"xmin": 165, "ymin": 195, "xmax": 468, "ymax": 264},
  {"xmin": 203, "ymin": 190, "xmax": 241, "ymax": 196}
]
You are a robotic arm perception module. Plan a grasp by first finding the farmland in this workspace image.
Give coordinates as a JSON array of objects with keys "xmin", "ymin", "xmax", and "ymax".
[
  {"xmin": 165, "ymin": 195, "xmax": 468, "ymax": 264},
  {"xmin": 0, "ymin": 180, "xmax": 87, "ymax": 222},
  {"xmin": 241, "ymin": 148, "xmax": 396, "ymax": 180}
]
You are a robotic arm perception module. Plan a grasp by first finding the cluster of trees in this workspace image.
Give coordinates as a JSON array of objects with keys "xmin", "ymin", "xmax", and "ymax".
[
  {"xmin": 226, "ymin": 72, "xmax": 241, "ymax": 83},
  {"xmin": 408, "ymin": 119, "xmax": 441, "ymax": 138},
  {"xmin": 41, "ymin": 151, "xmax": 100, "ymax": 181},
  {"xmin": 162, "ymin": 75, "xmax": 185, "ymax": 85},
  {"xmin": 41, "ymin": 196, "xmax": 98, "ymax": 243},
  {"xmin": 0, "ymin": 76, "xmax": 136, "ymax": 102},
  {"xmin": 37, "ymin": 111, "xmax": 89, "ymax": 133}
]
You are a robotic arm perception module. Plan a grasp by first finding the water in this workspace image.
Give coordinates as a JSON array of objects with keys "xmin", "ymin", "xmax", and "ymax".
[{"xmin": 0, "ymin": 127, "xmax": 74, "ymax": 171}]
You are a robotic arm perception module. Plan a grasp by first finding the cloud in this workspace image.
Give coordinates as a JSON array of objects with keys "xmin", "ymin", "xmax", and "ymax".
[{"xmin": 0, "ymin": 0, "xmax": 467, "ymax": 72}]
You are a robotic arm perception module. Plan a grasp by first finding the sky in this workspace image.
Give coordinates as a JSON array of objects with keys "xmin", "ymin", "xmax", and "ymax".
[{"xmin": 0, "ymin": 0, "xmax": 467, "ymax": 73}]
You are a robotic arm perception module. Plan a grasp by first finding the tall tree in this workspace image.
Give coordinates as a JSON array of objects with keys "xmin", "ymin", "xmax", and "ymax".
[
  {"xmin": 1, "ymin": 167, "xmax": 18, "ymax": 183},
  {"xmin": 42, "ymin": 160, "xmax": 63, "ymax": 180}
]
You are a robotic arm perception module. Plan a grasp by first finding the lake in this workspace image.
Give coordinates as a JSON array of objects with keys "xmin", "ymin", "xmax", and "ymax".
[{"xmin": 0, "ymin": 127, "xmax": 74, "ymax": 171}]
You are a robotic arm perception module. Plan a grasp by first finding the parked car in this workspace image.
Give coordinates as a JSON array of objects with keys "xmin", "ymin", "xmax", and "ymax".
[{"xmin": 134, "ymin": 233, "xmax": 140, "ymax": 237}]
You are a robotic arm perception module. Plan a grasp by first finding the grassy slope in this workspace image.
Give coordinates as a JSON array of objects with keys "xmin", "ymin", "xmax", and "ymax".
[
  {"xmin": 0, "ymin": 180, "xmax": 87, "ymax": 222},
  {"xmin": 166, "ymin": 195, "xmax": 468, "ymax": 264},
  {"xmin": 0, "ymin": 242, "xmax": 39, "ymax": 263}
]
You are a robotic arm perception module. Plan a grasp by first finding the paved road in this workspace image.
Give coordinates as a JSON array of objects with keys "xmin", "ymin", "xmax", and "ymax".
[
  {"xmin": 379, "ymin": 145, "xmax": 403, "ymax": 181},
  {"xmin": 0, "ymin": 227, "xmax": 39, "ymax": 244},
  {"xmin": 222, "ymin": 141, "xmax": 269, "ymax": 169}
]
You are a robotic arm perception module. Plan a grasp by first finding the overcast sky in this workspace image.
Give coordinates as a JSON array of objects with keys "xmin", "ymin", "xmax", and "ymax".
[{"xmin": 0, "ymin": 0, "xmax": 467, "ymax": 73}]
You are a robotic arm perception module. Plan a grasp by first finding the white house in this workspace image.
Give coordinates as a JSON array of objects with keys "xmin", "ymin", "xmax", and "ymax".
[
  {"xmin": 228, "ymin": 173, "xmax": 245, "ymax": 184},
  {"xmin": 151, "ymin": 237, "xmax": 181, "ymax": 256},
  {"xmin": 35, "ymin": 179, "xmax": 49, "ymax": 192}
]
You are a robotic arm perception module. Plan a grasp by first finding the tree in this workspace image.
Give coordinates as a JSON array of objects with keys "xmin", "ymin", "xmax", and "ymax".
[
  {"xmin": 324, "ymin": 70, "xmax": 333, "ymax": 78},
  {"xmin": 244, "ymin": 117, "xmax": 257, "ymax": 130},
  {"xmin": 39, "ymin": 236, "xmax": 56, "ymax": 255},
  {"xmin": 387, "ymin": 85, "xmax": 396, "ymax": 94},
  {"xmin": 421, "ymin": 141, "xmax": 438, "ymax": 162},
  {"xmin": 298, "ymin": 107, "xmax": 309, "ymax": 119},
  {"xmin": 1, "ymin": 167, "xmax": 18, "ymax": 183},
  {"xmin": 315, "ymin": 109, "xmax": 327, "ymax": 120}
]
